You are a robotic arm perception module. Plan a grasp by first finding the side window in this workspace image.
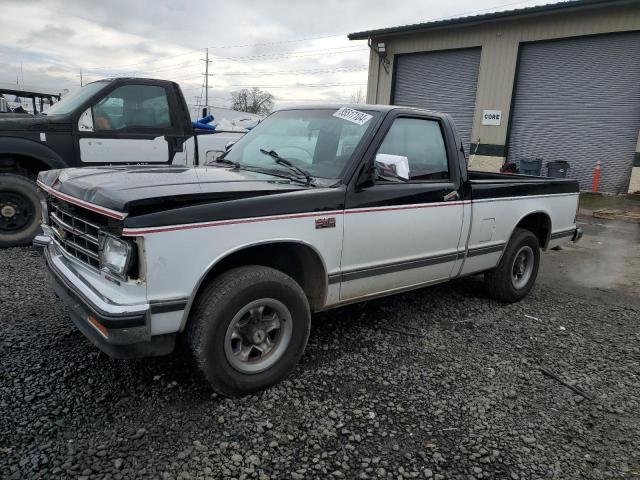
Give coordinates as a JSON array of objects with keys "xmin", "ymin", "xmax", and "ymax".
[
  {"xmin": 377, "ymin": 118, "xmax": 449, "ymax": 181},
  {"xmin": 93, "ymin": 85, "xmax": 171, "ymax": 131}
]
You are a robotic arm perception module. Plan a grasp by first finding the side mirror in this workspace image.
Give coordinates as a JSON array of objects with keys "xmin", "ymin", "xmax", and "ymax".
[
  {"xmin": 78, "ymin": 108, "xmax": 94, "ymax": 132},
  {"xmin": 225, "ymin": 141, "xmax": 236, "ymax": 151},
  {"xmin": 375, "ymin": 153, "xmax": 410, "ymax": 182}
]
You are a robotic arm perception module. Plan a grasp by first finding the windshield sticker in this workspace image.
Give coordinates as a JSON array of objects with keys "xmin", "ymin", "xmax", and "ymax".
[{"xmin": 332, "ymin": 107, "xmax": 373, "ymax": 126}]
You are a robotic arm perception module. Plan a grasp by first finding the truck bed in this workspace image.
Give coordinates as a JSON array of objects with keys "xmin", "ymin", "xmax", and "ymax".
[{"xmin": 467, "ymin": 170, "xmax": 579, "ymax": 199}]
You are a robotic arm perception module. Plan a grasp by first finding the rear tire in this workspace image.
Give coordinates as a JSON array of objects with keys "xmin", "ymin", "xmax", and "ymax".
[
  {"xmin": 0, "ymin": 173, "xmax": 42, "ymax": 248},
  {"xmin": 484, "ymin": 228, "xmax": 540, "ymax": 303},
  {"xmin": 187, "ymin": 266, "xmax": 311, "ymax": 396}
]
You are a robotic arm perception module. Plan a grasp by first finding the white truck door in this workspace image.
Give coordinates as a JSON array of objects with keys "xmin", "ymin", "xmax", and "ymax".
[
  {"xmin": 340, "ymin": 116, "xmax": 465, "ymax": 301},
  {"xmin": 196, "ymin": 131, "xmax": 246, "ymax": 166},
  {"xmin": 74, "ymin": 84, "xmax": 185, "ymax": 165}
]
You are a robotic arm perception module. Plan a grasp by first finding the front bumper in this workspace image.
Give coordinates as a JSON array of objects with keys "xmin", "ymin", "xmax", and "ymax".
[{"xmin": 36, "ymin": 234, "xmax": 175, "ymax": 358}]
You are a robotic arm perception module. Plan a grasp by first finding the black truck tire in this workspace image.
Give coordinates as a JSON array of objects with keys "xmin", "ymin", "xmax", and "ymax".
[
  {"xmin": 0, "ymin": 173, "xmax": 42, "ymax": 248},
  {"xmin": 187, "ymin": 265, "xmax": 311, "ymax": 396},
  {"xmin": 484, "ymin": 228, "xmax": 540, "ymax": 303}
]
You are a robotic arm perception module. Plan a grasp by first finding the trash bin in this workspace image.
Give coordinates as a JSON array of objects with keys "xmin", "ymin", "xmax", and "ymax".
[
  {"xmin": 546, "ymin": 160, "xmax": 570, "ymax": 178},
  {"xmin": 519, "ymin": 158, "xmax": 542, "ymax": 176}
]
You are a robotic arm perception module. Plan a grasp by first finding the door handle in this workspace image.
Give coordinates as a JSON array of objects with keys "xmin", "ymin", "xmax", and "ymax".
[{"xmin": 443, "ymin": 190, "xmax": 460, "ymax": 201}]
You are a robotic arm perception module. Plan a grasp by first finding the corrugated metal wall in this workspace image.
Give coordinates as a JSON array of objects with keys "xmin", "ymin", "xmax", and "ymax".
[
  {"xmin": 507, "ymin": 32, "xmax": 640, "ymax": 193},
  {"xmin": 367, "ymin": 3, "xmax": 640, "ymax": 152},
  {"xmin": 393, "ymin": 48, "xmax": 481, "ymax": 153}
]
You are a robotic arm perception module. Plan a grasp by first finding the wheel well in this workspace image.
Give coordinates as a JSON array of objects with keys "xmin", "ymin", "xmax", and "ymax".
[
  {"xmin": 194, "ymin": 242, "xmax": 328, "ymax": 312},
  {"xmin": 515, "ymin": 212, "xmax": 551, "ymax": 249},
  {"xmin": 0, "ymin": 154, "xmax": 51, "ymax": 180}
]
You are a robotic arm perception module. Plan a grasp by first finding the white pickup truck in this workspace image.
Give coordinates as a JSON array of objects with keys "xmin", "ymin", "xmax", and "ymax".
[{"xmin": 35, "ymin": 105, "xmax": 582, "ymax": 396}]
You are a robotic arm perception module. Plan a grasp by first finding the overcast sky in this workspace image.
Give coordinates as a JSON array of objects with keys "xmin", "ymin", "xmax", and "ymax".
[{"xmin": 1, "ymin": 0, "xmax": 562, "ymax": 113}]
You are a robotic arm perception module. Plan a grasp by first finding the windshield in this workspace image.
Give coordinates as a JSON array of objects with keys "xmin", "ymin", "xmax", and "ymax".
[
  {"xmin": 46, "ymin": 81, "xmax": 110, "ymax": 115},
  {"xmin": 224, "ymin": 108, "xmax": 379, "ymax": 179}
]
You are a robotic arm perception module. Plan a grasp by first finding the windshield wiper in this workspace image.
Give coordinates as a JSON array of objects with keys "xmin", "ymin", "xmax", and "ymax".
[{"xmin": 259, "ymin": 149, "xmax": 313, "ymax": 185}]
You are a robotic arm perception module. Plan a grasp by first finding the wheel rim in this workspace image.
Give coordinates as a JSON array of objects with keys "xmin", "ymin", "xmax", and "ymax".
[
  {"xmin": 511, "ymin": 245, "xmax": 534, "ymax": 290},
  {"xmin": 0, "ymin": 191, "xmax": 36, "ymax": 234},
  {"xmin": 224, "ymin": 298, "xmax": 293, "ymax": 374}
]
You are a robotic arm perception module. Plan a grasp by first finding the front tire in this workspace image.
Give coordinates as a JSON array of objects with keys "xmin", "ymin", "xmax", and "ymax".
[
  {"xmin": 187, "ymin": 266, "xmax": 311, "ymax": 396},
  {"xmin": 484, "ymin": 228, "xmax": 540, "ymax": 303},
  {"xmin": 0, "ymin": 173, "xmax": 42, "ymax": 248}
]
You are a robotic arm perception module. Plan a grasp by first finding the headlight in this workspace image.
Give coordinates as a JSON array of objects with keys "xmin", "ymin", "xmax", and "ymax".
[{"xmin": 99, "ymin": 233, "xmax": 133, "ymax": 278}]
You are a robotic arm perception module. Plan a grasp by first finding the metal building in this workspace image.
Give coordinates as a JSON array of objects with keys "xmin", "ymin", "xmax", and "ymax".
[{"xmin": 349, "ymin": 0, "xmax": 640, "ymax": 194}]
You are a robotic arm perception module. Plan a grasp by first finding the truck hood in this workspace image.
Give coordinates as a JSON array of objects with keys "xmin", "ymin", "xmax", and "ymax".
[
  {"xmin": 0, "ymin": 114, "xmax": 71, "ymax": 132},
  {"xmin": 38, "ymin": 166, "xmax": 317, "ymax": 214}
]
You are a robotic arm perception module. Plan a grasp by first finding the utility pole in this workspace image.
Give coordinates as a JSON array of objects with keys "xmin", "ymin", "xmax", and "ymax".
[
  {"xmin": 202, "ymin": 48, "xmax": 212, "ymax": 117},
  {"xmin": 79, "ymin": 69, "xmax": 83, "ymax": 87},
  {"xmin": 205, "ymin": 48, "xmax": 209, "ymax": 113}
]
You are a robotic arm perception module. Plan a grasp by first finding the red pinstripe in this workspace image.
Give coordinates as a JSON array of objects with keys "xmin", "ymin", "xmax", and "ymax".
[{"xmin": 36, "ymin": 180, "xmax": 126, "ymax": 220}]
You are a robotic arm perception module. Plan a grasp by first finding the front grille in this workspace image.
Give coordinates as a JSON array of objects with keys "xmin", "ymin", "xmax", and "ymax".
[{"xmin": 49, "ymin": 202, "xmax": 102, "ymax": 269}]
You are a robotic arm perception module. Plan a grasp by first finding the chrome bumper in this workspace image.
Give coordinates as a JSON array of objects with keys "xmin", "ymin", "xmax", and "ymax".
[{"xmin": 36, "ymin": 234, "xmax": 174, "ymax": 358}]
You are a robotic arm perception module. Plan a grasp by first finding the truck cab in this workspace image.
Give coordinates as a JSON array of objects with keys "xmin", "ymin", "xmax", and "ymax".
[{"xmin": 0, "ymin": 77, "xmax": 246, "ymax": 247}]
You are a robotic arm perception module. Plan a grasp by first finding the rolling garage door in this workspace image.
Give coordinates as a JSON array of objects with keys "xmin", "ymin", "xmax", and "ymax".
[
  {"xmin": 393, "ymin": 48, "xmax": 481, "ymax": 154},
  {"xmin": 507, "ymin": 32, "xmax": 640, "ymax": 193}
]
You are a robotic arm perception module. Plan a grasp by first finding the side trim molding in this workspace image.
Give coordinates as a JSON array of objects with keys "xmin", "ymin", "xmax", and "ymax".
[
  {"xmin": 329, "ymin": 242, "xmax": 505, "ymax": 284},
  {"xmin": 149, "ymin": 298, "xmax": 189, "ymax": 314},
  {"xmin": 550, "ymin": 228, "xmax": 576, "ymax": 240},
  {"xmin": 339, "ymin": 251, "xmax": 459, "ymax": 282},
  {"xmin": 466, "ymin": 243, "xmax": 505, "ymax": 257}
]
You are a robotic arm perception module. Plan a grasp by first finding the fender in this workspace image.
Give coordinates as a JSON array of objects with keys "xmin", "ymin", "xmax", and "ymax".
[
  {"xmin": 502, "ymin": 209, "xmax": 552, "ymax": 260},
  {"xmin": 177, "ymin": 238, "xmax": 330, "ymax": 331},
  {"xmin": 0, "ymin": 137, "xmax": 67, "ymax": 170}
]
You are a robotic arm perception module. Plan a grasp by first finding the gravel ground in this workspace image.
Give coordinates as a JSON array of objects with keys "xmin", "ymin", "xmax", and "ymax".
[{"xmin": 1, "ymin": 240, "xmax": 639, "ymax": 480}]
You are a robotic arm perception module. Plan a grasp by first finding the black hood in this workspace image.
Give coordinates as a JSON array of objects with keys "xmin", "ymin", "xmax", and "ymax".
[
  {"xmin": 38, "ymin": 165, "xmax": 315, "ymax": 214},
  {"xmin": 0, "ymin": 114, "xmax": 71, "ymax": 132}
]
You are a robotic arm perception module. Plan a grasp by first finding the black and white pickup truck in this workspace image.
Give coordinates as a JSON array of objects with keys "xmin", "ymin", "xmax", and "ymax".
[
  {"xmin": 0, "ymin": 77, "xmax": 244, "ymax": 247},
  {"xmin": 35, "ymin": 105, "xmax": 582, "ymax": 396}
]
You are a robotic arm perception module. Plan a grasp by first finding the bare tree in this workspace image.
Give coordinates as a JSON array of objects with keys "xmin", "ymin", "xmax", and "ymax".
[
  {"xmin": 349, "ymin": 87, "xmax": 366, "ymax": 104},
  {"xmin": 230, "ymin": 87, "xmax": 274, "ymax": 115}
]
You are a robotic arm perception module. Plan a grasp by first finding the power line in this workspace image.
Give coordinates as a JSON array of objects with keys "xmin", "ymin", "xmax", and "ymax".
[
  {"xmin": 217, "ymin": 66, "xmax": 366, "ymax": 76},
  {"xmin": 170, "ymin": 65, "xmax": 367, "ymax": 79},
  {"xmin": 122, "ymin": 47, "xmax": 369, "ymax": 76},
  {"xmin": 83, "ymin": 46, "xmax": 367, "ymax": 79},
  {"xmin": 216, "ymin": 82, "xmax": 367, "ymax": 88},
  {"xmin": 205, "ymin": 33, "xmax": 348, "ymax": 49},
  {"xmin": 82, "ymin": 42, "xmax": 361, "ymax": 72},
  {"xmin": 84, "ymin": 50, "xmax": 201, "ymax": 71},
  {"xmin": 211, "ymin": 46, "xmax": 368, "ymax": 62},
  {"xmin": 126, "ymin": 60, "xmax": 202, "ymax": 74}
]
